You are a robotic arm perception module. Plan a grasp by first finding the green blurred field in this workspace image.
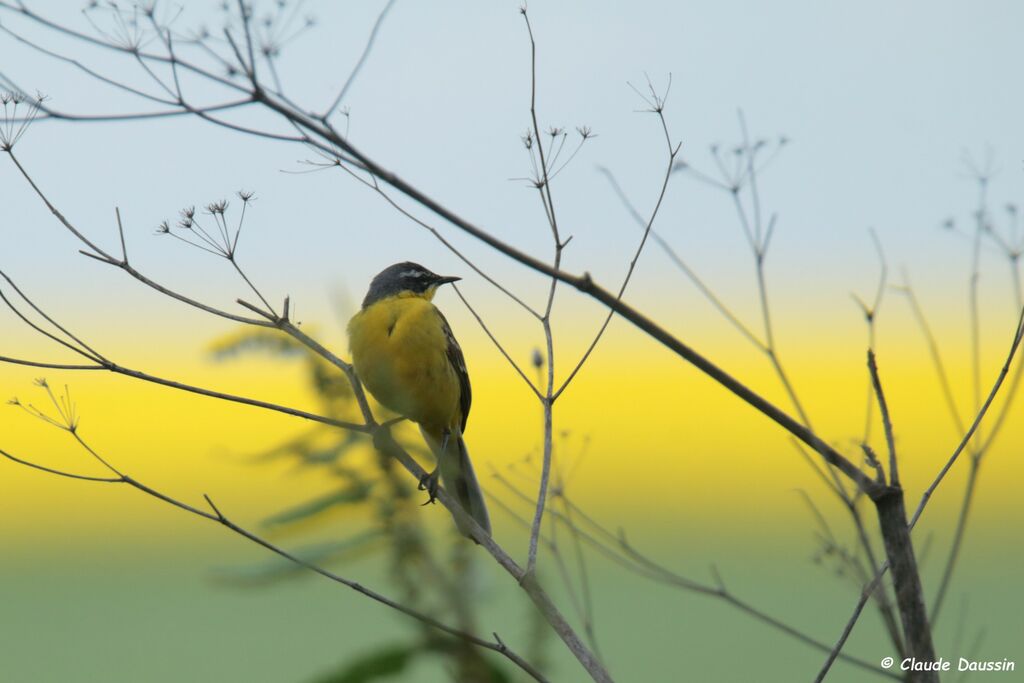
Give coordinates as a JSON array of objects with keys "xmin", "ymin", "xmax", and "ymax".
[{"xmin": 4, "ymin": 523, "xmax": 1021, "ymax": 682}]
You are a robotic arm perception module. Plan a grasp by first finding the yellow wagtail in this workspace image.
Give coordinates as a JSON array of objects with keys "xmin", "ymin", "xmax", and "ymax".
[{"xmin": 348, "ymin": 262, "xmax": 491, "ymax": 537}]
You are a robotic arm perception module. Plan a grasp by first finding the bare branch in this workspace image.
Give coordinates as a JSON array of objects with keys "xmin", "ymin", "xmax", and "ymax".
[
  {"xmin": 907, "ymin": 302, "xmax": 1024, "ymax": 530},
  {"xmin": 491, "ymin": 474, "xmax": 899, "ymax": 680},
  {"xmin": 323, "ymin": 0, "xmax": 397, "ymax": 119},
  {"xmin": 451, "ymin": 284, "xmax": 541, "ymax": 399},
  {"xmin": 895, "ymin": 274, "xmax": 966, "ymax": 436},
  {"xmin": 867, "ymin": 350, "xmax": 899, "ymax": 487},
  {"xmin": 817, "ymin": 301, "xmax": 1024, "ymax": 679},
  {"xmin": 0, "ymin": 447, "xmax": 121, "ymax": 483},
  {"xmin": 554, "ymin": 107, "xmax": 679, "ymax": 400},
  {"xmin": 0, "ymin": 431, "xmax": 547, "ymax": 682},
  {"xmin": 598, "ymin": 166, "xmax": 764, "ymax": 349}
]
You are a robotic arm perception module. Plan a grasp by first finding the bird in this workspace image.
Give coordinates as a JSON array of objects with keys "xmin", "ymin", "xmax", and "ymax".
[{"xmin": 348, "ymin": 261, "xmax": 491, "ymax": 537}]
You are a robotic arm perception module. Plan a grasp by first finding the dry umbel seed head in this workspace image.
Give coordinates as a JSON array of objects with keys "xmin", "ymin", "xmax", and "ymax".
[{"xmin": 0, "ymin": 91, "xmax": 46, "ymax": 152}]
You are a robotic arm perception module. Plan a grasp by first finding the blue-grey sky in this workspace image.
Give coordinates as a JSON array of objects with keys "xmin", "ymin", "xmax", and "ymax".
[{"xmin": 2, "ymin": 0, "xmax": 1022, "ymax": 363}]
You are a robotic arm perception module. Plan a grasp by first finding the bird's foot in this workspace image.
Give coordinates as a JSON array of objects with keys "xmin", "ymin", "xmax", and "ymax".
[{"xmin": 418, "ymin": 468, "xmax": 440, "ymax": 506}]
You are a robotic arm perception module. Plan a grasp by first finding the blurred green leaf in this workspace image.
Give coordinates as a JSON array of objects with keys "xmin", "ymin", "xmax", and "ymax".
[
  {"xmin": 482, "ymin": 661, "xmax": 513, "ymax": 683},
  {"xmin": 423, "ymin": 639, "xmax": 514, "ymax": 683},
  {"xmin": 209, "ymin": 328, "xmax": 306, "ymax": 359},
  {"xmin": 311, "ymin": 643, "xmax": 418, "ymax": 683},
  {"xmin": 262, "ymin": 483, "xmax": 374, "ymax": 528},
  {"xmin": 242, "ymin": 430, "xmax": 365, "ymax": 470},
  {"xmin": 213, "ymin": 530, "xmax": 384, "ymax": 584},
  {"xmin": 211, "ymin": 327, "xmax": 355, "ymax": 407},
  {"xmin": 300, "ymin": 434, "xmax": 363, "ymax": 466}
]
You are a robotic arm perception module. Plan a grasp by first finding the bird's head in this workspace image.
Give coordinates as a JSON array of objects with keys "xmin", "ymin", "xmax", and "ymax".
[{"xmin": 361, "ymin": 261, "xmax": 461, "ymax": 308}]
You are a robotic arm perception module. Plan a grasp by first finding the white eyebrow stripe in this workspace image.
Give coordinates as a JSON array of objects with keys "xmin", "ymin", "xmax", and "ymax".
[{"xmin": 398, "ymin": 269, "xmax": 428, "ymax": 279}]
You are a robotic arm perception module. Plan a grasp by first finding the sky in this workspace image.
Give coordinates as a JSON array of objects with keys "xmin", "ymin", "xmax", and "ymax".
[{"xmin": 1, "ymin": 1, "xmax": 1023, "ymax": 681}]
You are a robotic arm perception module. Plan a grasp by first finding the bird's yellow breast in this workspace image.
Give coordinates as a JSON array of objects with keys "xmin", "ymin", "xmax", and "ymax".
[{"xmin": 348, "ymin": 295, "xmax": 462, "ymax": 431}]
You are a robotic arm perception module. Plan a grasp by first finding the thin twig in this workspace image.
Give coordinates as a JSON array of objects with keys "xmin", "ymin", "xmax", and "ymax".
[
  {"xmin": 930, "ymin": 209, "xmax": 1024, "ymax": 627},
  {"xmin": 895, "ymin": 275, "xmax": 966, "ymax": 436},
  {"xmin": 907, "ymin": 303, "xmax": 1024, "ymax": 530},
  {"xmin": 451, "ymin": 284, "xmax": 541, "ymax": 398},
  {"xmin": 597, "ymin": 166, "xmax": 764, "ymax": 348},
  {"xmin": 522, "ymin": 5, "xmax": 563, "ymax": 580},
  {"xmin": 323, "ymin": 0, "xmax": 397, "ymax": 119},
  {"xmin": 867, "ymin": 350, "xmax": 899, "ymax": 487},
  {"xmin": 554, "ymin": 109, "xmax": 679, "ymax": 400}
]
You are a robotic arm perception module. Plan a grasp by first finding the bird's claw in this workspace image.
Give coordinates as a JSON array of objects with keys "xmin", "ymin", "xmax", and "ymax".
[{"xmin": 418, "ymin": 469, "xmax": 440, "ymax": 506}]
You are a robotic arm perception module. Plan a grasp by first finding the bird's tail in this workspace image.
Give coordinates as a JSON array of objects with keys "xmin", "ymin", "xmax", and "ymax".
[{"xmin": 422, "ymin": 426, "xmax": 491, "ymax": 538}]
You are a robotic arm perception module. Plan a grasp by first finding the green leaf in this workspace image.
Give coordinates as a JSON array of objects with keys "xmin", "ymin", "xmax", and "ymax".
[
  {"xmin": 262, "ymin": 483, "xmax": 373, "ymax": 528},
  {"xmin": 299, "ymin": 433, "xmax": 363, "ymax": 466},
  {"xmin": 210, "ymin": 327, "xmax": 355, "ymax": 404},
  {"xmin": 423, "ymin": 639, "xmax": 515, "ymax": 683},
  {"xmin": 311, "ymin": 644, "xmax": 419, "ymax": 683},
  {"xmin": 213, "ymin": 530, "xmax": 383, "ymax": 584},
  {"xmin": 209, "ymin": 328, "xmax": 306, "ymax": 360},
  {"xmin": 481, "ymin": 660, "xmax": 513, "ymax": 683}
]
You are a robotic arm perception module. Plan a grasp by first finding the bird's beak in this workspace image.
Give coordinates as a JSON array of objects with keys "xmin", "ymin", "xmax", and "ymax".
[{"xmin": 434, "ymin": 275, "xmax": 461, "ymax": 285}]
